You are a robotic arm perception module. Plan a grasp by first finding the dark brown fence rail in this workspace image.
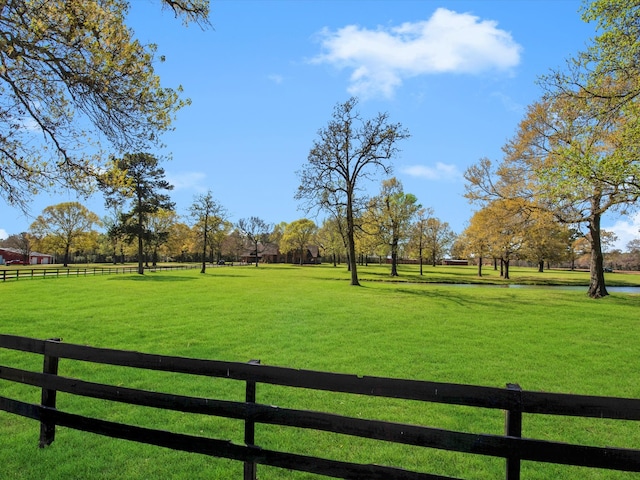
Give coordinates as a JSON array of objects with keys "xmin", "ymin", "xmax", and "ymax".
[
  {"xmin": 0, "ymin": 264, "xmax": 199, "ymax": 281},
  {"xmin": 1, "ymin": 334, "xmax": 640, "ymax": 479}
]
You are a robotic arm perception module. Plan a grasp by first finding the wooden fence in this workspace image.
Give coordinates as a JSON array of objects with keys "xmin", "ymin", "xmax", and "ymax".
[
  {"xmin": 1, "ymin": 334, "xmax": 640, "ymax": 479},
  {"xmin": 0, "ymin": 264, "xmax": 199, "ymax": 281}
]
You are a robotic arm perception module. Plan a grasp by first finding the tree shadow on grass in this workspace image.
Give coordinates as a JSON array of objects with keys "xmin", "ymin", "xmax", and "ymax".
[
  {"xmin": 107, "ymin": 275, "xmax": 196, "ymax": 282},
  {"xmin": 392, "ymin": 286, "xmax": 502, "ymax": 308},
  {"xmin": 107, "ymin": 272, "xmax": 253, "ymax": 282}
]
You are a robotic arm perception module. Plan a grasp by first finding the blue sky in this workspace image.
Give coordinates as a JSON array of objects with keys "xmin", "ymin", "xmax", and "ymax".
[{"xmin": 2, "ymin": 0, "xmax": 639, "ymax": 249}]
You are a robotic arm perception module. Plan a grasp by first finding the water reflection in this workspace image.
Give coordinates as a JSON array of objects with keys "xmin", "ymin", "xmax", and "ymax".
[{"xmin": 430, "ymin": 283, "xmax": 640, "ymax": 294}]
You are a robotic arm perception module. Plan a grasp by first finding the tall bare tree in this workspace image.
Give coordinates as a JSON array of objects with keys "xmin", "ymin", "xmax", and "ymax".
[
  {"xmin": 296, "ymin": 97, "xmax": 410, "ymax": 286},
  {"xmin": 190, "ymin": 190, "xmax": 227, "ymax": 273},
  {"xmin": 237, "ymin": 217, "xmax": 271, "ymax": 267}
]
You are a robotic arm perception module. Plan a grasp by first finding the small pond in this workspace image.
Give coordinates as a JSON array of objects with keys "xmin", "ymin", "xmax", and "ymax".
[{"xmin": 428, "ymin": 283, "xmax": 640, "ymax": 294}]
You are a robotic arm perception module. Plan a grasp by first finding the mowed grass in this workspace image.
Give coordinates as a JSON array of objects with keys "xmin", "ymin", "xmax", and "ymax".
[{"xmin": 1, "ymin": 264, "xmax": 640, "ymax": 479}]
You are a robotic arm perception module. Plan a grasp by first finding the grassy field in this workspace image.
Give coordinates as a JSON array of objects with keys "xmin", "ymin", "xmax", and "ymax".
[{"xmin": 1, "ymin": 263, "xmax": 639, "ymax": 479}]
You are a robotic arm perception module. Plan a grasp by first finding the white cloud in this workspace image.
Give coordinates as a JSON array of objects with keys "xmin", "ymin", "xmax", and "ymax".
[
  {"xmin": 0, "ymin": 228, "xmax": 7, "ymax": 240},
  {"xmin": 268, "ymin": 74, "xmax": 284, "ymax": 84},
  {"xmin": 605, "ymin": 212, "xmax": 640, "ymax": 251},
  {"xmin": 491, "ymin": 91, "xmax": 523, "ymax": 113},
  {"xmin": 166, "ymin": 171, "xmax": 207, "ymax": 192},
  {"xmin": 401, "ymin": 162, "xmax": 461, "ymax": 181},
  {"xmin": 311, "ymin": 8, "xmax": 522, "ymax": 98}
]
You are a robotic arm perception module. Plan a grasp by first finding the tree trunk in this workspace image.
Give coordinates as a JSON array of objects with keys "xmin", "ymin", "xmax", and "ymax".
[
  {"xmin": 477, "ymin": 255, "xmax": 483, "ymax": 277},
  {"xmin": 503, "ymin": 258, "xmax": 510, "ymax": 280},
  {"xmin": 390, "ymin": 240, "xmax": 399, "ymax": 276},
  {"xmin": 538, "ymin": 260, "xmax": 544, "ymax": 273},
  {"xmin": 254, "ymin": 241, "xmax": 259, "ymax": 267},
  {"xmin": 588, "ymin": 213, "xmax": 608, "ymax": 298},
  {"xmin": 137, "ymin": 198, "xmax": 144, "ymax": 274},
  {"xmin": 346, "ymin": 198, "xmax": 360, "ymax": 286},
  {"xmin": 201, "ymin": 220, "xmax": 207, "ymax": 274}
]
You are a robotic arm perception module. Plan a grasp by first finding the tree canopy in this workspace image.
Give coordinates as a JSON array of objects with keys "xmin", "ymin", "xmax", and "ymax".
[
  {"xmin": 29, "ymin": 201, "xmax": 100, "ymax": 267},
  {"xmin": 365, "ymin": 178, "xmax": 419, "ymax": 276},
  {"xmin": 465, "ymin": 0, "xmax": 640, "ymax": 297},
  {"xmin": 102, "ymin": 152, "xmax": 174, "ymax": 274},
  {"xmin": 0, "ymin": 0, "xmax": 209, "ymax": 210},
  {"xmin": 280, "ymin": 218, "xmax": 317, "ymax": 265}
]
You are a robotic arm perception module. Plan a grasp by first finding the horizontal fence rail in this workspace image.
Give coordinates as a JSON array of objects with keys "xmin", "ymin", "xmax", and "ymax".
[
  {"xmin": 0, "ymin": 264, "xmax": 199, "ymax": 281},
  {"xmin": 1, "ymin": 334, "xmax": 640, "ymax": 479}
]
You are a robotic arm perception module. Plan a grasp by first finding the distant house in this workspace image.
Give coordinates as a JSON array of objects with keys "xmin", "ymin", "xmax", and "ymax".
[
  {"xmin": 240, "ymin": 242, "xmax": 283, "ymax": 264},
  {"xmin": 442, "ymin": 259, "xmax": 469, "ymax": 266},
  {"xmin": 239, "ymin": 242, "xmax": 322, "ymax": 265},
  {"xmin": 288, "ymin": 245, "xmax": 322, "ymax": 265},
  {"xmin": 0, "ymin": 247, "xmax": 54, "ymax": 265}
]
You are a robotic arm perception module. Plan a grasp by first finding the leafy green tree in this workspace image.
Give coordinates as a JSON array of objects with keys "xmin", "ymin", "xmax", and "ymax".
[
  {"xmin": 528, "ymin": 1, "xmax": 640, "ymax": 296},
  {"xmin": 30, "ymin": 202, "xmax": 100, "ymax": 267},
  {"xmin": 280, "ymin": 219, "xmax": 318, "ymax": 265},
  {"xmin": 508, "ymin": 94, "xmax": 635, "ymax": 296},
  {"xmin": 407, "ymin": 208, "xmax": 434, "ymax": 275},
  {"xmin": 165, "ymin": 222, "xmax": 194, "ymax": 262},
  {"xmin": 520, "ymin": 210, "xmax": 572, "ymax": 272},
  {"xmin": 102, "ymin": 153, "xmax": 174, "ymax": 274},
  {"xmin": 316, "ymin": 218, "xmax": 346, "ymax": 267},
  {"xmin": 102, "ymin": 207, "xmax": 129, "ymax": 264},
  {"xmin": 356, "ymin": 211, "xmax": 384, "ymax": 265},
  {"xmin": 459, "ymin": 208, "xmax": 494, "ymax": 277},
  {"xmin": 365, "ymin": 178, "xmax": 420, "ymax": 276},
  {"xmin": 461, "ymin": 199, "xmax": 530, "ymax": 280},
  {"xmin": 296, "ymin": 97, "xmax": 410, "ymax": 286},
  {"xmin": 146, "ymin": 209, "xmax": 179, "ymax": 267},
  {"xmin": 423, "ymin": 216, "xmax": 456, "ymax": 268},
  {"xmin": 546, "ymin": 0, "xmax": 640, "ymax": 119},
  {"xmin": 0, "ymin": 0, "xmax": 209, "ymax": 211},
  {"xmin": 189, "ymin": 190, "xmax": 227, "ymax": 273},
  {"xmin": 269, "ymin": 222, "xmax": 287, "ymax": 251}
]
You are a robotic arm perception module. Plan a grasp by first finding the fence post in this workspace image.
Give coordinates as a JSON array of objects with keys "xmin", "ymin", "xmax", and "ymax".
[
  {"xmin": 39, "ymin": 338, "xmax": 61, "ymax": 448},
  {"xmin": 244, "ymin": 359, "xmax": 261, "ymax": 480},
  {"xmin": 505, "ymin": 383, "xmax": 522, "ymax": 480}
]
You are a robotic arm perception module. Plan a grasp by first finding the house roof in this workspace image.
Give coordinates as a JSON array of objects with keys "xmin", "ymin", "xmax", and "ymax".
[
  {"xmin": 307, "ymin": 245, "xmax": 320, "ymax": 258},
  {"xmin": 241, "ymin": 242, "xmax": 279, "ymax": 258},
  {"xmin": 0, "ymin": 247, "xmax": 52, "ymax": 257}
]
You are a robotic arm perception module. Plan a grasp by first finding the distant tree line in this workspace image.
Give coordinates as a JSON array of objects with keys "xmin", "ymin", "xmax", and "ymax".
[
  {"xmin": 1, "ymin": 0, "xmax": 639, "ymax": 298},
  {"xmin": 4, "ymin": 166, "xmax": 638, "ymax": 277}
]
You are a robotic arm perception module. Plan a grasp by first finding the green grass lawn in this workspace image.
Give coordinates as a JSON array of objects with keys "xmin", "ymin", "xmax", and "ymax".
[{"xmin": 1, "ymin": 264, "xmax": 639, "ymax": 479}]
